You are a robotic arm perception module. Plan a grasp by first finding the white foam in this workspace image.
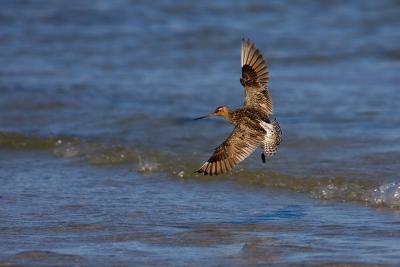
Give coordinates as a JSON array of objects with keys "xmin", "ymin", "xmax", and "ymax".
[
  {"xmin": 53, "ymin": 142, "xmax": 81, "ymax": 158},
  {"xmin": 372, "ymin": 182, "xmax": 400, "ymax": 208},
  {"xmin": 136, "ymin": 160, "xmax": 159, "ymax": 173}
]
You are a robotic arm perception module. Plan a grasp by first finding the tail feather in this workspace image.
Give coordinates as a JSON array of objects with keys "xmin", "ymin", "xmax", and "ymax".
[{"xmin": 260, "ymin": 118, "xmax": 282, "ymax": 156}]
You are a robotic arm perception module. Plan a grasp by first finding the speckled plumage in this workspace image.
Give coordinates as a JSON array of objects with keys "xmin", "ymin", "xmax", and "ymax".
[{"xmin": 196, "ymin": 39, "xmax": 282, "ymax": 175}]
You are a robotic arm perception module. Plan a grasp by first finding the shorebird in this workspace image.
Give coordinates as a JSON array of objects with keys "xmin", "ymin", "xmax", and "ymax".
[{"xmin": 194, "ymin": 39, "xmax": 282, "ymax": 175}]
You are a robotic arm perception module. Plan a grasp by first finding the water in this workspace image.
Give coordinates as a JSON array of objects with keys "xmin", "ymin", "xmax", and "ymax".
[{"xmin": 1, "ymin": 0, "xmax": 400, "ymax": 265}]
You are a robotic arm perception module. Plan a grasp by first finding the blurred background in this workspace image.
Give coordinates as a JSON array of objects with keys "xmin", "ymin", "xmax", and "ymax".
[{"xmin": 1, "ymin": 0, "xmax": 400, "ymax": 266}]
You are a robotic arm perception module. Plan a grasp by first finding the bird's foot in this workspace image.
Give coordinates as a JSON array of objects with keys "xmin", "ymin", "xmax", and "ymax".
[{"xmin": 261, "ymin": 153, "xmax": 266, "ymax": 163}]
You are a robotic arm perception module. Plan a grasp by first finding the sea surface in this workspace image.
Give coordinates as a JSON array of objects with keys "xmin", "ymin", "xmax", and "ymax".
[{"xmin": 1, "ymin": 0, "xmax": 400, "ymax": 266}]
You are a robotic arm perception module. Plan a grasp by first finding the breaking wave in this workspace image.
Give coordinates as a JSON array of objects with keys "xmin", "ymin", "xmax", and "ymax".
[{"xmin": 1, "ymin": 131, "xmax": 399, "ymax": 210}]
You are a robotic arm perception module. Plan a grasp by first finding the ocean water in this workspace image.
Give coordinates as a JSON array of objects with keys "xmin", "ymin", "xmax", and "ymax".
[{"xmin": 1, "ymin": 0, "xmax": 400, "ymax": 266}]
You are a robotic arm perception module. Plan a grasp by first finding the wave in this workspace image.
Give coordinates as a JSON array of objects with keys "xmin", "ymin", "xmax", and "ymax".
[{"xmin": 1, "ymin": 131, "xmax": 399, "ymax": 210}]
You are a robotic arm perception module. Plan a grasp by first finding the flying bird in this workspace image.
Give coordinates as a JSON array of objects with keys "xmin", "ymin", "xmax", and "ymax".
[{"xmin": 194, "ymin": 39, "xmax": 282, "ymax": 175}]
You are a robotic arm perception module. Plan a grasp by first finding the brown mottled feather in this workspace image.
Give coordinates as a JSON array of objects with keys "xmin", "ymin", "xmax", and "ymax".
[
  {"xmin": 240, "ymin": 39, "xmax": 273, "ymax": 115},
  {"xmin": 196, "ymin": 125, "xmax": 263, "ymax": 175},
  {"xmin": 260, "ymin": 118, "xmax": 282, "ymax": 156},
  {"xmin": 195, "ymin": 39, "xmax": 281, "ymax": 176}
]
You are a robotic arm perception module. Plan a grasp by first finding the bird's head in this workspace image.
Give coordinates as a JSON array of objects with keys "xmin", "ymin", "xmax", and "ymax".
[
  {"xmin": 212, "ymin": 106, "xmax": 230, "ymax": 117},
  {"xmin": 193, "ymin": 105, "xmax": 231, "ymax": 120}
]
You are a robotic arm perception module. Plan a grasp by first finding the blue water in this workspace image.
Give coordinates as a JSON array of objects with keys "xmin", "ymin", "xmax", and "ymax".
[{"xmin": 1, "ymin": 0, "xmax": 400, "ymax": 266}]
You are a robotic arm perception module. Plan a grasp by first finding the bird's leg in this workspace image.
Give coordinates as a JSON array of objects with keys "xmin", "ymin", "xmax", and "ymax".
[{"xmin": 261, "ymin": 153, "xmax": 266, "ymax": 163}]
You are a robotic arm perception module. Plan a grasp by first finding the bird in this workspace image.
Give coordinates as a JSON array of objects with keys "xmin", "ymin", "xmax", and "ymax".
[{"xmin": 194, "ymin": 39, "xmax": 282, "ymax": 175}]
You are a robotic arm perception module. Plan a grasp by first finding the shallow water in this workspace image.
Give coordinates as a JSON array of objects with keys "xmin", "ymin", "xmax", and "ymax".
[{"xmin": 1, "ymin": 0, "xmax": 400, "ymax": 266}]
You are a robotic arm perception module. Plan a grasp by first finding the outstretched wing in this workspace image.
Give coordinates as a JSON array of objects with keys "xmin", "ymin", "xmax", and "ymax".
[
  {"xmin": 196, "ymin": 125, "xmax": 263, "ymax": 175},
  {"xmin": 240, "ymin": 39, "xmax": 273, "ymax": 114}
]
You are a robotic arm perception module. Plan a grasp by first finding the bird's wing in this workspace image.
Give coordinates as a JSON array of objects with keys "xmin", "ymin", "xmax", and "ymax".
[
  {"xmin": 196, "ymin": 124, "xmax": 263, "ymax": 175},
  {"xmin": 240, "ymin": 39, "xmax": 273, "ymax": 114}
]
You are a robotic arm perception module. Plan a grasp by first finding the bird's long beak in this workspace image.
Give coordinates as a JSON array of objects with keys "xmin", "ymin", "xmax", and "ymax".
[{"xmin": 193, "ymin": 113, "xmax": 215, "ymax": 120}]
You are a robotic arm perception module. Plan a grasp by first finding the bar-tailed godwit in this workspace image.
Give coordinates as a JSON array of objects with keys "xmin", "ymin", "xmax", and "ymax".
[{"xmin": 194, "ymin": 39, "xmax": 282, "ymax": 175}]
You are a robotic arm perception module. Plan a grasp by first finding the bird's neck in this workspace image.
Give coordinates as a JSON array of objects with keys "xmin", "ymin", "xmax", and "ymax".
[{"xmin": 222, "ymin": 109, "xmax": 234, "ymax": 124}]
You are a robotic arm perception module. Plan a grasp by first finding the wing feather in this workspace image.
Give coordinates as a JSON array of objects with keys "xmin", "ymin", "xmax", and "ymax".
[
  {"xmin": 240, "ymin": 39, "xmax": 273, "ymax": 114},
  {"xmin": 196, "ymin": 125, "xmax": 263, "ymax": 175}
]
